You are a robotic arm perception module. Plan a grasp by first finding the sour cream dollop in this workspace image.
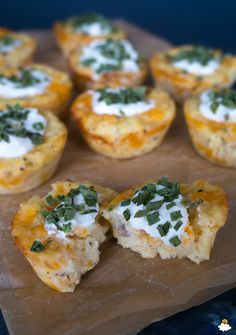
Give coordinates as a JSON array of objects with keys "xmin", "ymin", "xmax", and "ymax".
[
  {"xmin": 0, "ymin": 107, "xmax": 47, "ymax": 158},
  {"xmin": 80, "ymin": 40, "xmax": 140, "ymax": 78},
  {"xmin": 0, "ymin": 38, "xmax": 21, "ymax": 53},
  {"xmin": 199, "ymin": 91, "xmax": 236, "ymax": 122},
  {"xmin": 173, "ymin": 58, "xmax": 220, "ymax": 75},
  {"xmin": 75, "ymin": 22, "xmax": 111, "ymax": 36},
  {"xmin": 113, "ymin": 180, "xmax": 189, "ymax": 247},
  {"xmin": 0, "ymin": 70, "xmax": 50, "ymax": 99},
  {"xmin": 44, "ymin": 189, "xmax": 99, "ymax": 240},
  {"xmin": 91, "ymin": 88, "xmax": 155, "ymax": 117}
]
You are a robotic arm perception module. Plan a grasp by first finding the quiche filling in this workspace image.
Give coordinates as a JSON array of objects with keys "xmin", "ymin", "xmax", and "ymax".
[
  {"xmin": 0, "ymin": 104, "xmax": 46, "ymax": 158},
  {"xmin": 66, "ymin": 13, "xmax": 116, "ymax": 36},
  {"xmin": 0, "ymin": 68, "xmax": 51, "ymax": 98},
  {"xmin": 80, "ymin": 39, "xmax": 140, "ymax": 78},
  {"xmin": 110, "ymin": 177, "xmax": 201, "ymax": 247},
  {"xmin": 168, "ymin": 46, "xmax": 220, "ymax": 76},
  {"xmin": 200, "ymin": 89, "xmax": 236, "ymax": 122},
  {"xmin": 42, "ymin": 185, "xmax": 99, "ymax": 240},
  {"xmin": 91, "ymin": 86, "xmax": 155, "ymax": 117},
  {"xmin": 0, "ymin": 35, "xmax": 21, "ymax": 53}
]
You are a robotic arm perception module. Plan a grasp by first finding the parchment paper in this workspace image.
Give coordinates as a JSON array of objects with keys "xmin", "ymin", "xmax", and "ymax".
[{"xmin": 0, "ymin": 21, "xmax": 236, "ymax": 335}]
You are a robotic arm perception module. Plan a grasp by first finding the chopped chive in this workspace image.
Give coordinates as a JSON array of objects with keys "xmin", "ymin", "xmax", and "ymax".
[
  {"xmin": 166, "ymin": 202, "xmax": 176, "ymax": 209},
  {"xmin": 30, "ymin": 240, "xmax": 45, "ymax": 252},
  {"xmin": 174, "ymin": 220, "xmax": 183, "ymax": 231},
  {"xmin": 163, "ymin": 221, "xmax": 171, "ymax": 234},
  {"xmin": 146, "ymin": 200, "xmax": 164, "ymax": 211},
  {"xmin": 62, "ymin": 222, "xmax": 72, "ymax": 233},
  {"xmin": 169, "ymin": 235, "xmax": 181, "ymax": 247},
  {"xmin": 157, "ymin": 224, "xmax": 166, "ymax": 237},
  {"xmin": 134, "ymin": 209, "xmax": 147, "ymax": 218},
  {"xmin": 120, "ymin": 199, "xmax": 131, "ymax": 206},
  {"xmin": 147, "ymin": 211, "xmax": 159, "ymax": 225},
  {"xmin": 123, "ymin": 208, "xmax": 131, "ymax": 221},
  {"xmin": 170, "ymin": 210, "xmax": 183, "ymax": 221},
  {"xmin": 41, "ymin": 209, "xmax": 48, "ymax": 218},
  {"xmin": 45, "ymin": 195, "xmax": 59, "ymax": 206}
]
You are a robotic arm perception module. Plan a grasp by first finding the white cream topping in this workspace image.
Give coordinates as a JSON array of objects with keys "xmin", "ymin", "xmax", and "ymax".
[
  {"xmin": 0, "ymin": 70, "xmax": 50, "ymax": 99},
  {"xmin": 44, "ymin": 193, "xmax": 99, "ymax": 240},
  {"xmin": 0, "ymin": 107, "xmax": 46, "ymax": 158},
  {"xmin": 173, "ymin": 59, "xmax": 219, "ymax": 75},
  {"xmin": 114, "ymin": 184, "xmax": 189, "ymax": 246},
  {"xmin": 199, "ymin": 91, "xmax": 236, "ymax": 122},
  {"xmin": 75, "ymin": 22, "xmax": 111, "ymax": 35},
  {"xmin": 0, "ymin": 38, "xmax": 21, "ymax": 53},
  {"xmin": 80, "ymin": 40, "xmax": 140, "ymax": 79},
  {"xmin": 91, "ymin": 88, "xmax": 155, "ymax": 117}
]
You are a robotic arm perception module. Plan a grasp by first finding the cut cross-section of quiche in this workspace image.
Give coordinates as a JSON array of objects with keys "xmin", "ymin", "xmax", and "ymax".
[
  {"xmin": 12, "ymin": 180, "xmax": 116, "ymax": 292},
  {"xmin": 101, "ymin": 177, "xmax": 228, "ymax": 264}
]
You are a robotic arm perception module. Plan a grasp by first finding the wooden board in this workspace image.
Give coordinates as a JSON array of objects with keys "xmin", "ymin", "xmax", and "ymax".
[{"xmin": 0, "ymin": 20, "xmax": 236, "ymax": 335}]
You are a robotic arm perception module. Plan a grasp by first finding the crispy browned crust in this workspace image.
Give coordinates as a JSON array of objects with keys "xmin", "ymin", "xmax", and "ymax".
[
  {"xmin": 0, "ymin": 111, "xmax": 67, "ymax": 194},
  {"xmin": 0, "ymin": 28, "xmax": 36, "ymax": 72},
  {"xmin": 71, "ymin": 88, "xmax": 176, "ymax": 158},
  {"xmin": 54, "ymin": 21, "xmax": 126, "ymax": 57},
  {"xmin": 184, "ymin": 95, "xmax": 236, "ymax": 167},
  {"xmin": 0, "ymin": 63, "xmax": 73, "ymax": 119},
  {"xmin": 150, "ymin": 46, "xmax": 236, "ymax": 103}
]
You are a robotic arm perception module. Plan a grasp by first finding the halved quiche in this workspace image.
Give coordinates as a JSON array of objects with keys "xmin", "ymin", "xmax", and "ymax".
[
  {"xmin": 12, "ymin": 180, "xmax": 116, "ymax": 292},
  {"xmin": 102, "ymin": 177, "xmax": 228, "ymax": 264}
]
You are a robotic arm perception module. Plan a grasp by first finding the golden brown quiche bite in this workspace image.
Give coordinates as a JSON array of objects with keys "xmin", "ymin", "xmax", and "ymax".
[
  {"xmin": 71, "ymin": 86, "xmax": 176, "ymax": 159},
  {"xmin": 0, "ymin": 63, "xmax": 73, "ymax": 119},
  {"xmin": 0, "ymin": 104, "xmax": 67, "ymax": 194},
  {"xmin": 0, "ymin": 27, "xmax": 36, "ymax": 73},
  {"xmin": 150, "ymin": 45, "xmax": 236, "ymax": 103},
  {"xmin": 184, "ymin": 88, "xmax": 236, "ymax": 167},
  {"xmin": 69, "ymin": 39, "xmax": 148, "ymax": 90},
  {"xmin": 54, "ymin": 13, "xmax": 126, "ymax": 57},
  {"xmin": 12, "ymin": 180, "xmax": 116, "ymax": 292},
  {"xmin": 102, "ymin": 177, "xmax": 228, "ymax": 264}
]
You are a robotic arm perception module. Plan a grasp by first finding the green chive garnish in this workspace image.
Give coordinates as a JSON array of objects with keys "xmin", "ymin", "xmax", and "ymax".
[
  {"xmin": 30, "ymin": 240, "xmax": 45, "ymax": 253},
  {"xmin": 169, "ymin": 236, "xmax": 181, "ymax": 247}
]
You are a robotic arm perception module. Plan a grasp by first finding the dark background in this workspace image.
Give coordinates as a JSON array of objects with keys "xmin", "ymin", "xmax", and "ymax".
[{"xmin": 1, "ymin": 0, "xmax": 236, "ymax": 52}]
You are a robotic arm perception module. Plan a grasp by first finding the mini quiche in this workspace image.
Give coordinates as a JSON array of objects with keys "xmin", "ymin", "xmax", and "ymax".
[
  {"xmin": 184, "ymin": 88, "xmax": 236, "ymax": 167},
  {"xmin": 0, "ymin": 63, "xmax": 73, "ymax": 119},
  {"xmin": 0, "ymin": 27, "xmax": 36, "ymax": 73},
  {"xmin": 12, "ymin": 180, "xmax": 116, "ymax": 292},
  {"xmin": 69, "ymin": 39, "xmax": 148, "ymax": 90},
  {"xmin": 54, "ymin": 13, "xmax": 126, "ymax": 57},
  {"xmin": 102, "ymin": 177, "xmax": 228, "ymax": 264},
  {"xmin": 0, "ymin": 104, "xmax": 67, "ymax": 194},
  {"xmin": 71, "ymin": 86, "xmax": 176, "ymax": 159},
  {"xmin": 150, "ymin": 45, "xmax": 236, "ymax": 103}
]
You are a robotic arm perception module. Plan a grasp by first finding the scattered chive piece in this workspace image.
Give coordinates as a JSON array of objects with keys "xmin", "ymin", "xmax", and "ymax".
[
  {"xmin": 123, "ymin": 208, "xmax": 131, "ymax": 221},
  {"xmin": 170, "ymin": 210, "xmax": 183, "ymax": 221},
  {"xmin": 45, "ymin": 195, "xmax": 59, "ymax": 206},
  {"xmin": 120, "ymin": 199, "xmax": 131, "ymax": 206},
  {"xmin": 166, "ymin": 202, "xmax": 176, "ymax": 209},
  {"xmin": 30, "ymin": 240, "xmax": 45, "ymax": 252},
  {"xmin": 146, "ymin": 200, "xmax": 164, "ymax": 211},
  {"xmin": 163, "ymin": 221, "xmax": 171, "ymax": 234},
  {"xmin": 157, "ymin": 224, "xmax": 166, "ymax": 237},
  {"xmin": 169, "ymin": 235, "xmax": 181, "ymax": 247},
  {"xmin": 174, "ymin": 220, "xmax": 183, "ymax": 231},
  {"xmin": 147, "ymin": 211, "xmax": 159, "ymax": 225},
  {"xmin": 134, "ymin": 209, "xmax": 147, "ymax": 218}
]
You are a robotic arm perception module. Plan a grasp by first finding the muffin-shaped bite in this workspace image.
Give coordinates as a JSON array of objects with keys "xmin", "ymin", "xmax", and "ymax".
[
  {"xmin": 0, "ymin": 28, "xmax": 36, "ymax": 72},
  {"xmin": 102, "ymin": 177, "xmax": 228, "ymax": 264},
  {"xmin": 184, "ymin": 88, "xmax": 236, "ymax": 167},
  {"xmin": 0, "ymin": 63, "xmax": 73, "ymax": 118},
  {"xmin": 12, "ymin": 180, "xmax": 116, "ymax": 292},
  {"xmin": 0, "ymin": 104, "xmax": 67, "ymax": 194},
  {"xmin": 150, "ymin": 45, "xmax": 236, "ymax": 103},
  {"xmin": 54, "ymin": 13, "xmax": 126, "ymax": 57},
  {"xmin": 69, "ymin": 39, "xmax": 148, "ymax": 90},
  {"xmin": 71, "ymin": 86, "xmax": 176, "ymax": 159}
]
